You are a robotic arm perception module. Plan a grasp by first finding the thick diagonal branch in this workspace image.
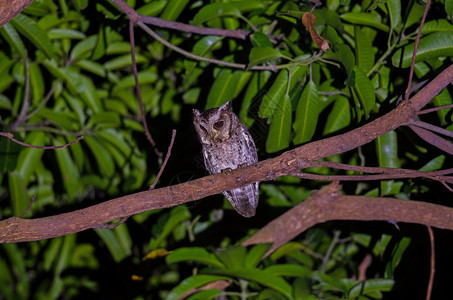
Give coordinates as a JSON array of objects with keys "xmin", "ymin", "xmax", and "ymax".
[{"xmin": 0, "ymin": 64, "xmax": 452, "ymax": 243}]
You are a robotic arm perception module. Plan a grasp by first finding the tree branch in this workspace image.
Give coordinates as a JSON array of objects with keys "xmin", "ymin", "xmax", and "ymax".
[
  {"xmin": 0, "ymin": 0, "xmax": 34, "ymax": 27},
  {"xmin": 0, "ymin": 64, "xmax": 452, "ymax": 243},
  {"xmin": 242, "ymin": 182, "xmax": 453, "ymax": 256}
]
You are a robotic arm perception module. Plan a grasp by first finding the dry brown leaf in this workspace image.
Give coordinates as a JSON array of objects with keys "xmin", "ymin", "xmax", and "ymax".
[{"xmin": 302, "ymin": 12, "xmax": 330, "ymax": 51}]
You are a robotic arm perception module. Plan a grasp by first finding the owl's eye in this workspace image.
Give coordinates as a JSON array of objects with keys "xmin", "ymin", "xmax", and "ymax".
[{"xmin": 213, "ymin": 120, "xmax": 224, "ymax": 129}]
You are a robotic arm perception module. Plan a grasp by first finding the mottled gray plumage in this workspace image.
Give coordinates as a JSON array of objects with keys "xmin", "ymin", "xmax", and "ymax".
[{"xmin": 193, "ymin": 101, "xmax": 259, "ymax": 217}]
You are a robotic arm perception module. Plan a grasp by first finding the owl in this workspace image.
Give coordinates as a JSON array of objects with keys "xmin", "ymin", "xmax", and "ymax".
[{"xmin": 193, "ymin": 101, "xmax": 259, "ymax": 217}]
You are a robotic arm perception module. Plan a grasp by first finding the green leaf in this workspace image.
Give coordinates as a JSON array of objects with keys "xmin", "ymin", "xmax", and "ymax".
[
  {"xmin": 351, "ymin": 66, "xmax": 376, "ymax": 118},
  {"xmin": 385, "ymin": 0, "xmax": 401, "ymax": 29},
  {"xmin": 392, "ymin": 31, "xmax": 453, "ymax": 68},
  {"xmin": 151, "ymin": 206, "xmax": 191, "ymax": 249},
  {"xmin": 293, "ymin": 80, "xmax": 320, "ymax": 145},
  {"xmin": 239, "ymin": 71, "xmax": 271, "ymax": 127},
  {"xmin": 94, "ymin": 226, "xmax": 131, "ymax": 262},
  {"xmin": 166, "ymin": 247, "xmax": 225, "ymax": 268},
  {"xmin": 167, "ymin": 275, "xmax": 230, "ymax": 300},
  {"xmin": 54, "ymin": 137, "xmax": 80, "ymax": 199},
  {"xmin": 340, "ymin": 12, "xmax": 389, "ymax": 32},
  {"xmin": 249, "ymin": 47, "xmax": 284, "ymax": 66},
  {"xmin": 265, "ymin": 264, "xmax": 311, "ymax": 278},
  {"xmin": 160, "ymin": 0, "xmax": 190, "ymax": 21},
  {"xmin": 71, "ymin": 0, "xmax": 89, "ymax": 10},
  {"xmin": 209, "ymin": 268, "xmax": 293, "ymax": 299},
  {"xmin": 137, "ymin": 1, "xmax": 167, "ymax": 16},
  {"xmin": 16, "ymin": 132, "xmax": 45, "ymax": 185},
  {"xmin": 376, "ymin": 131, "xmax": 399, "ymax": 168},
  {"xmin": 23, "ymin": 1, "xmax": 51, "ymax": 16},
  {"xmin": 385, "ymin": 237, "xmax": 411, "ymax": 277},
  {"xmin": 419, "ymin": 155, "xmax": 445, "ymax": 171},
  {"xmin": 355, "ymin": 27, "xmax": 374, "ymax": 73},
  {"xmin": 323, "ymin": 96, "xmax": 351, "ymax": 135},
  {"xmin": 35, "ymin": 108, "xmax": 78, "ymax": 130},
  {"xmin": 88, "ymin": 112, "xmax": 121, "ymax": 128},
  {"xmin": 258, "ymin": 69, "xmax": 288, "ymax": 118},
  {"xmin": 205, "ymin": 69, "xmax": 239, "ymax": 109},
  {"xmin": 70, "ymin": 35, "xmax": 98, "ymax": 60},
  {"xmin": 29, "ymin": 63, "xmax": 45, "ymax": 104},
  {"xmin": 376, "ymin": 131, "xmax": 399, "ymax": 195},
  {"xmin": 244, "ymin": 244, "xmax": 271, "ymax": 269},
  {"xmin": 103, "ymin": 54, "xmax": 148, "ymax": 70},
  {"xmin": 0, "ymin": 137, "xmax": 21, "ymax": 173},
  {"xmin": 405, "ymin": 1, "xmax": 426, "ymax": 29},
  {"xmin": 3, "ymin": 243, "xmax": 29, "ymax": 298},
  {"xmin": 187, "ymin": 289, "xmax": 223, "ymax": 300},
  {"xmin": 446, "ymin": 0, "xmax": 453, "ymax": 17},
  {"xmin": 266, "ymin": 94, "xmax": 292, "ymax": 153},
  {"xmin": 79, "ymin": 75, "xmax": 102, "ymax": 113},
  {"xmin": 48, "ymin": 29, "xmax": 86, "ymax": 40},
  {"xmin": 0, "ymin": 23, "xmax": 26, "ymax": 57},
  {"xmin": 421, "ymin": 19, "xmax": 453, "ymax": 34},
  {"xmin": 191, "ymin": 2, "xmax": 264, "ymax": 25},
  {"xmin": 8, "ymin": 171, "xmax": 28, "ymax": 217},
  {"xmin": 114, "ymin": 71, "xmax": 158, "ymax": 91},
  {"xmin": 349, "ymin": 279, "xmax": 394, "ymax": 298},
  {"xmin": 96, "ymin": 129, "xmax": 132, "ymax": 158},
  {"xmin": 215, "ymin": 246, "xmax": 247, "ymax": 269},
  {"xmin": 184, "ymin": 36, "xmax": 223, "ymax": 87},
  {"xmin": 330, "ymin": 43, "xmax": 355, "ymax": 76},
  {"xmin": 84, "ymin": 136, "xmax": 115, "ymax": 177},
  {"xmin": 75, "ymin": 59, "xmax": 106, "ymax": 77},
  {"xmin": 10, "ymin": 14, "xmax": 54, "ymax": 58},
  {"xmin": 250, "ymin": 32, "xmax": 273, "ymax": 47},
  {"xmin": 432, "ymin": 88, "xmax": 452, "ymax": 125}
]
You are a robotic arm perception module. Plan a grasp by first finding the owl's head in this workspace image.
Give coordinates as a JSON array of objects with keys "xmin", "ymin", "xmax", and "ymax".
[{"xmin": 193, "ymin": 101, "xmax": 235, "ymax": 145}]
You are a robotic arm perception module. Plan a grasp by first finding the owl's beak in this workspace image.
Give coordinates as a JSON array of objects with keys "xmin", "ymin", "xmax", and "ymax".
[{"xmin": 210, "ymin": 130, "xmax": 228, "ymax": 142}]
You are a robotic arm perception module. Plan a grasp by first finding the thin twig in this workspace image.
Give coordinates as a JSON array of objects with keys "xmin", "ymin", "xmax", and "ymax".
[
  {"xmin": 136, "ymin": 21, "xmax": 277, "ymax": 71},
  {"xmin": 95, "ymin": 130, "xmax": 176, "ymax": 229},
  {"xmin": 321, "ymin": 230, "xmax": 340, "ymax": 273},
  {"xmin": 19, "ymin": 195, "xmax": 36, "ymax": 218},
  {"xmin": 139, "ymin": 15, "xmax": 248, "ymax": 39},
  {"xmin": 358, "ymin": 254, "xmax": 372, "ymax": 282},
  {"xmin": 292, "ymin": 172, "xmax": 453, "ymax": 185},
  {"xmin": 0, "ymin": 132, "xmax": 84, "ymax": 149},
  {"xmin": 302, "ymin": 160, "xmax": 451, "ymax": 176},
  {"xmin": 426, "ymin": 226, "xmax": 435, "ymax": 300},
  {"xmin": 130, "ymin": 20, "xmax": 162, "ymax": 157},
  {"xmin": 150, "ymin": 129, "xmax": 177, "ymax": 189},
  {"xmin": 411, "ymin": 120, "xmax": 453, "ymax": 139},
  {"xmin": 26, "ymin": 84, "xmax": 56, "ymax": 120},
  {"xmin": 418, "ymin": 104, "xmax": 453, "ymax": 115},
  {"xmin": 404, "ymin": 0, "xmax": 431, "ymax": 101}
]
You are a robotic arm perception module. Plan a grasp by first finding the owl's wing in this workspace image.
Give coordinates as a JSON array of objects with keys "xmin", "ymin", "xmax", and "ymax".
[
  {"xmin": 240, "ymin": 123, "xmax": 258, "ymax": 163},
  {"xmin": 202, "ymin": 146, "xmax": 220, "ymax": 174}
]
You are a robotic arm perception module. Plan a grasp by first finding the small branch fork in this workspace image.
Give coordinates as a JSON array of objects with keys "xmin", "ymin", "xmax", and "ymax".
[
  {"xmin": 0, "ymin": 132, "xmax": 84, "ymax": 149},
  {"xmin": 111, "ymin": 0, "xmax": 314, "ymax": 72},
  {"xmin": 293, "ymin": 161, "xmax": 453, "ymax": 191},
  {"xmin": 96, "ymin": 130, "xmax": 177, "ymax": 229}
]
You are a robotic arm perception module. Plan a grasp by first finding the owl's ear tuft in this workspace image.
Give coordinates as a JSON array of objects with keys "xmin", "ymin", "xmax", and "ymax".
[
  {"xmin": 193, "ymin": 109, "xmax": 201, "ymax": 117},
  {"xmin": 219, "ymin": 101, "xmax": 232, "ymax": 111}
]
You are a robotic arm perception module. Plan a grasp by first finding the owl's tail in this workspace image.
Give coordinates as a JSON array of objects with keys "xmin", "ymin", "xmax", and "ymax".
[{"xmin": 225, "ymin": 183, "xmax": 259, "ymax": 217}]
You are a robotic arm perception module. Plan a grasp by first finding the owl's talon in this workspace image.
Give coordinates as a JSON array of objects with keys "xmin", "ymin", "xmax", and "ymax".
[
  {"xmin": 238, "ymin": 163, "xmax": 248, "ymax": 168},
  {"xmin": 222, "ymin": 168, "xmax": 233, "ymax": 175}
]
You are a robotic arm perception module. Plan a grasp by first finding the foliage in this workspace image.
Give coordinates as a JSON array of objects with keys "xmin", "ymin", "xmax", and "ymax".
[{"xmin": 0, "ymin": 0, "xmax": 452, "ymax": 299}]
